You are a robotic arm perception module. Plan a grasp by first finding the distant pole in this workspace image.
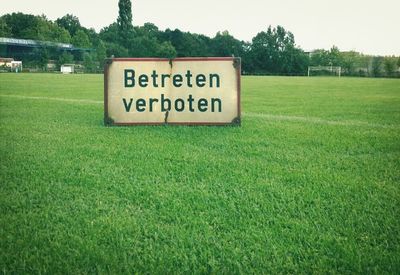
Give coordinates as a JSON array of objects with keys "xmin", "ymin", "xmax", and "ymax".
[{"xmin": 307, "ymin": 67, "xmax": 310, "ymax": 77}]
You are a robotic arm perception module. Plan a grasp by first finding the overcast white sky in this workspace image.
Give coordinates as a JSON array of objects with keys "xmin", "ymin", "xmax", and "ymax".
[{"xmin": 1, "ymin": 0, "xmax": 399, "ymax": 55}]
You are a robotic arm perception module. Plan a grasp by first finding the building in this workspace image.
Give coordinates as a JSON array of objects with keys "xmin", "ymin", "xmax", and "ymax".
[
  {"xmin": 0, "ymin": 57, "xmax": 22, "ymax": 72},
  {"xmin": 0, "ymin": 37, "xmax": 92, "ymax": 70},
  {"xmin": 60, "ymin": 64, "xmax": 75, "ymax": 74},
  {"xmin": 0, "ymin": 57, "xmax": 14, "ymax": 66}
]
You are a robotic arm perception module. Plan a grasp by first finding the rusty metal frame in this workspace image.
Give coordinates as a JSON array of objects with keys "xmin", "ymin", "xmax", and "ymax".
[{"xmin": 104, "ymin": 57, "xmax": 241, "ymax": 126}]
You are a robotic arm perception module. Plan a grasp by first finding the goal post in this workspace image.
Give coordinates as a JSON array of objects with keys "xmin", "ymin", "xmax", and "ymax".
[{"xmin": 308, "ymin": 66, "xmax": 341, "ymax": 77}]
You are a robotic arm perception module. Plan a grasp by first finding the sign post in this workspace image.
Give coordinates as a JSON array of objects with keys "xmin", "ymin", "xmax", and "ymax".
[{"xmin": 104, "ymin": 57, "xmax": 241, "ymax": 126}]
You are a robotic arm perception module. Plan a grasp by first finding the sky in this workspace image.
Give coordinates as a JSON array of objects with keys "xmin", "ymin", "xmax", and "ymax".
[{"xmin": 1, "ymin": 0, "xmax": 399, "ymax": 56}]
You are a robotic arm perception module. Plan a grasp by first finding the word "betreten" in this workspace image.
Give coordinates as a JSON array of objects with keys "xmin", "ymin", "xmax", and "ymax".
[{"xmin": 124, "ymin": 69, "xmax": 221, "ymax": 88}]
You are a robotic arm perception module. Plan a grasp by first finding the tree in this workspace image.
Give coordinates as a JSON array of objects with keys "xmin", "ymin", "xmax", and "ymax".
[
  {"xmin": 99, "ymin": 23, "xmax": 120, "ymax": 43},
  {"xmin": 2, "ymin": 13, "xmax": 38, "ymax": 39},
  {"xmin": 250, "ymin": 25, "xmax": 307, "ymax": 74},
  {"xmin": 32, "ymin": 47, "xmax": 49, "ymax": 70},
  {"xmin": 3, "ymin": 10, "xmax": 398, "ymax": 77},
  {"xmin": 85, "ymin": 28, "xmax": 103, "ymax": 49},
  {"xmin": 83, "ymin": 52, "xmax": 98, "ymax": 73},
  {"xmin": 135, "ymin": 23, "xmax": 159, "ymax": 39},
  {"xmin": 161, "ymin": 28, "xmax": 212, "ymax": 57},
  {"xmin": 211, "ymin": 31, "xmax": 244, "ymax": 57},
  {"xmin": 240, "ymin": 42, "xmax": 253, "ymax": 73},
  {"xmin": 371, "ymin": 56, "xmax": 383, "ymax": 77},
  {"xmin": 309, "ymin": 49, "xmax": 331, "ymax": 66},
  {"xmin": 104, "ymin": 42, "xmax": 129, "ymax": 57},
  {"xmin": 51, "ymin": 26, "xmax": 71, "ymax": 43},
  {"xmin": 56, "ymin": 14, "xmax": 81, "ymax": 36},
  {"xmin": 2, "ymin": 13, "xmax": 70, "ymax": 43},
  {"xmin": 340, "ymin": 51, "xmax": 361, "ymax": 75},
  {"xmin": 117, "ymin": 0, "xmax": 134, "ymax": 45},
  {"xmin": 283, "ymin": 46, "xmax": 308, "ymax": 74},
  {"xmin": 127, "ymin": 36, "xmax": 155, "ymax": 57},
  {"xmin": 328, "ymin": 46, "xmax": 342, "ymax": 66},
  {"xmin": 72, "ymin": 30, "xmax": 91, "ymax": 48},
  {"xmin": 0, "ymin": 17, "xmax": 11, "ymax": 36},
  {"xmin": 383, "ymin": 56, "xmax": 396, "ymax": 77},
  {"xmin": 94, "ymin": 40, "xmax": 107, "ymax": 64},
  {"xmin": 156, "ymin": 41, "xmax": 176, "ymax": 58},
  {"xmin": 58, "ymin": 51, "xmax": 74, "ymax": 67},
  {"xmin": 35, "ymin": 16, "xmax": 67, "ymax": 42}
]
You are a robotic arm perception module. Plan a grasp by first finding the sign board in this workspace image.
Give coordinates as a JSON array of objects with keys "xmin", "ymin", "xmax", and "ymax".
[{"xmin": 104, "ymin": 57, "xmax": 241, "ymax": 126}]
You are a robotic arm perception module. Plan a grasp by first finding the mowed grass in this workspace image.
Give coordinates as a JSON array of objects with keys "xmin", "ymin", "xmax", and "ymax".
[{"xmin": 1, "ymin": 73, "xmax": 399, "ymax": 273}]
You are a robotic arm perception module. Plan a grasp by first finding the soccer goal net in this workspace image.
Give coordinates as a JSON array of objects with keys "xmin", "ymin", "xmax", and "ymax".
[{"xmin": 308, "ymin": 66, "xmax": 341, "ymax": 77}]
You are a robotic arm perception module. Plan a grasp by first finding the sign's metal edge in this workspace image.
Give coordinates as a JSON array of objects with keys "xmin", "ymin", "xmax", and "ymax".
[
  {"xmin": 104, "ymin": 57, "xmax": 241, "ymax": 127},
  {"xmin": 104, "ymin": 58, "xmax": 112, "ymax": 126}
]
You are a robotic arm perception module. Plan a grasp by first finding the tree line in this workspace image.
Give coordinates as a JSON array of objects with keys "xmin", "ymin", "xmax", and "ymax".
[{"xmin": 0, "ymin": 1, "xmax": 399, "ymax": 77}]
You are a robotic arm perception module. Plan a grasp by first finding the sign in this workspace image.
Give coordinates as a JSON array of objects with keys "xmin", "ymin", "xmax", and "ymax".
[{"xmin": 104, "ymin": 57, "xmax": 241, "ymax": 126}]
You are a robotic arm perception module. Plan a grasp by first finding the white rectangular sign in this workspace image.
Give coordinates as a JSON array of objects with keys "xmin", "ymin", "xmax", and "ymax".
[{"xmin": 104, "ymin": 57, "xmax": 241, "ymax": 125}]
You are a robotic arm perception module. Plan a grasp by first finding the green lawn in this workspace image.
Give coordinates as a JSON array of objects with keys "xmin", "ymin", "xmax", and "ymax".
[{"xmin": 1, "ymin": 74, "xmax": 399, "ymax": 273}]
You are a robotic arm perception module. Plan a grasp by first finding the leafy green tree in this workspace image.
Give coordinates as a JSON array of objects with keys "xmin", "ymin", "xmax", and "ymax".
[
  {"xmin": 32, "ymin": 47, "xmax": 49, "ymax": 70},
  {"xmin": 126, "ymin": 23, "xmax": 177, "ymax": 58},
  {"xmin": 117, "ymin": 0, "xmax": 133, "ymax": 31},
  {"xmin": 355, "ymin": 54, "xmax": 371, "ymax": 76},
  {"xmin": 84, "ymin": 28, "xmax": 102, "ymax": 48},
  {"xmin": 250, "ymin": 25, "xmax": 307, "ymax": 74},
  {"xmin": 0, "ymin": 17, "xmax": 11, "ymax": 36},
  {"xmin": 127, "ymin": 36, "xmax": 159, "ymax": 57},
  {"xmin": 135, "ymin": 23, "xmax": 159, "ymax": 39},
  {"xmin": 94, "ymin": 40, "xmax": 107, "ymax": 64},
  {"xmin": 340, "ymin": 51, "xmax": 360, "ymax": 75},
  {"xmin": 2, "ymin": 13, "xmax": 70, "ymax": 43},
  {"xmin": 211, "ymin": 31, "xmax": 244, "ymax": 57},
  {"xmin": 37, "ymin": 17, "xmax": 72, "ymax": 43},
  {"xmin": 328, "ymin": 46, "xmax": 343, "ymax": 66},
  {"xmin": 72, "ymin": 30, "xmax": 91, "ymax": 48},
  {"xmin": 3, "ymin": 9, "xmax": 398, "ymax": 77},
  {"xmin": 58, "ymin": 51, "xmax": 74, "ymax": 67},
  {"xmin": 104, "ymin": 42, "xmax": 129, "ymax": 57},
  {"xmin": 3, "ymin": 13, "xmax": 39, "ymax": 39},
  {"xmin": 240, "ymin": 42, "xmax": 253, "ymax": 73},
  {"xmin": 117, "ymin": 0, "xmax": 134, "ymax": 45},
  {"xmin": 83, "ymin": 52, "xmax": 98, "ymax": 72},
  {"xmin": 43, "ymin": 18, "xmax": 71, "ymax": 43},
  {"xmin": 99, "ymin": 23, "xmax": 120, "ymax": 43},
  {"xmin": 371, "ymin": 56, "xmax": 383, "ymax": 77},
  {"xmin": 156, "ymin": 41, "xmax": 176, "ymax": 58},
  {"xmin": 310, "ymin": 46, "xmax": 343, "ymax": 68},
  {"xmin": 309, "ymin": 49, "xmax": 331, "ymax": 66},
  {"xmin": 251, "ymin": 26, "xmax": 283, "ymax": 73},
  {"xmin": 383, "ymin": 56, "xmax": 396, "ymax": 77},
  {"xmin": 56, "ymin": 14, "xmax": 81, "ymax": 36},
  {"xmin": 50, "ymin": 25, "xmax": 71, "ymax": 43},
  {"xmin": 161, "ymin": 28, "xmax": 212, "ymax": 57},
  {"xmin": 283, "ymin": 46, "xmax": 308, "ymax": 74}
]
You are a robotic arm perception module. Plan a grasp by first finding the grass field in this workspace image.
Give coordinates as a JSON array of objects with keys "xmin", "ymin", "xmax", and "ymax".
[{"xmin": 1, "ymin": 74, "xmax": 399, "ymax": 273}]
